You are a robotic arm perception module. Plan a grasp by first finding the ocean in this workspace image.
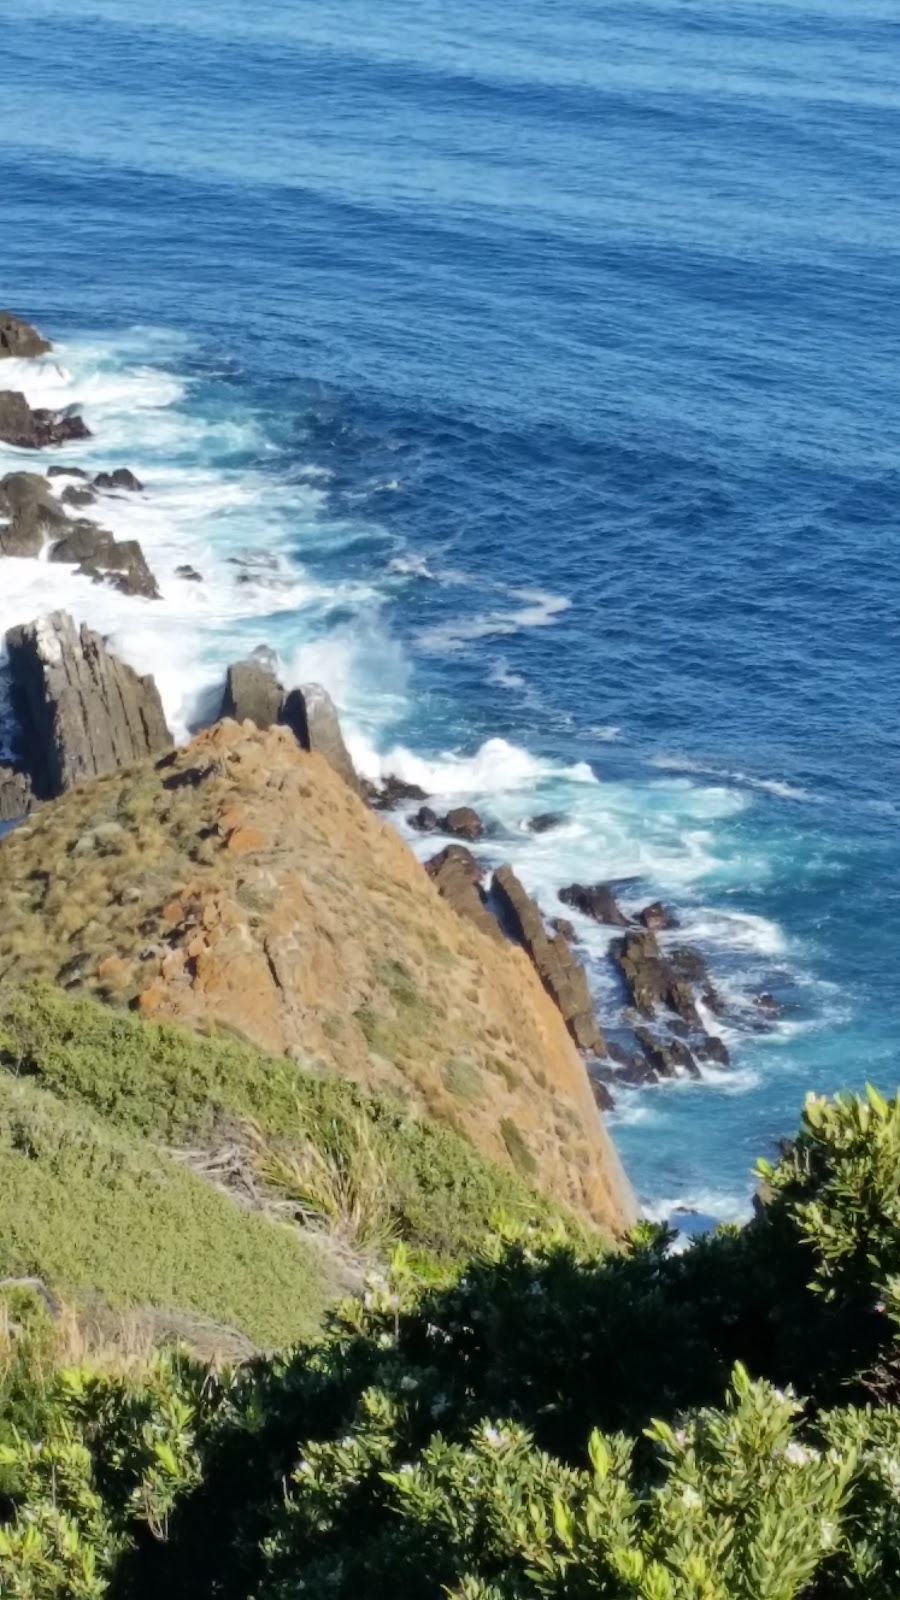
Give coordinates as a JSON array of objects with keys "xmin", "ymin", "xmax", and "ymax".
[{"xmin": 2, "ymin": 0, "xmax": 899, "ymax": 1224}]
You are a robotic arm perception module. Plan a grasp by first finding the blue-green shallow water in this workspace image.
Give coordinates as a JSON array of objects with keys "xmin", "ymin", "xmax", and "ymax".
[{"xmin": 2, "ymin": 0, "xmax": 899, "ymax": 1220}]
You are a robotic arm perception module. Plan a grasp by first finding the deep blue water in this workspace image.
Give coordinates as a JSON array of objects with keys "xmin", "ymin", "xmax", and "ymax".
[{"xmin": 2, "ymin": 0, "xmax": 899, "ymax": 1219}]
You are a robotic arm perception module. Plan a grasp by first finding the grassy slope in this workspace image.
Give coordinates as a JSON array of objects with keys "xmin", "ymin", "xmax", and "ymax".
[{"xmin": 0, "ymin": 986, "xmax": 577, "ymax": 1346}]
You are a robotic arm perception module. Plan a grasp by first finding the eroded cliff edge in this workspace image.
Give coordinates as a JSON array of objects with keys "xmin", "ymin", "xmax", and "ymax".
[{"xmin": 0, "ymin": 718, "xmax": 635, "ymax": 1235}]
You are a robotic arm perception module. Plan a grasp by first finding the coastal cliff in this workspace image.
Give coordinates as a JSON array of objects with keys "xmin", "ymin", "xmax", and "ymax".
[{"xmin": 0, "ymin": 717, "xmax": 633, "ymax": 1235}]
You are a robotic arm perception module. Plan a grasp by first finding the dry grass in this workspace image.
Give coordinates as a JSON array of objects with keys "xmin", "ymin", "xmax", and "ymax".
[{"xmin": 247, "ymin": 1109, "xmax": 398, "ymax": 1253}]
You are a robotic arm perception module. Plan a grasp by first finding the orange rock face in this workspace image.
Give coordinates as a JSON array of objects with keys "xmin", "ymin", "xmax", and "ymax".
[{"xmin": 0, "ymin": 720, "xmax": 634, "ymax": 1234}]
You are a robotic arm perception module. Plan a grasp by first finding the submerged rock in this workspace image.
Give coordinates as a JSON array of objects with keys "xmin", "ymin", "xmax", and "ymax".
[
  {"xmin": 370, "ymin": 774, "xmax": 429, "ymax": 811},
  {"xmin": 0, "ymin": 391, "xmax": 91, "ymax": 449},
  {"xmin": 639, "ymin": 901, "xmax": 676, "ymax": 931},
  {"xmin": 175, "ymin": 564, "xmax": 203, "ymax": 582},
  {"xmin": 408, "ymin": 804, "xmax": 439, "ymax": 832},
  {"xmin": 559, "ymin": 882, "xmax": 631, "ymax": 927},
  {"xmin": 527, "ymin": 812, "xmax": 564, "ymax": 834},
  {"xmin": 0, "ymin": 311, "xmax": 51, "ymax": 360},
  {"xmin": 4, "ymin": 610, "xmax": 171, "ymax": 800}
]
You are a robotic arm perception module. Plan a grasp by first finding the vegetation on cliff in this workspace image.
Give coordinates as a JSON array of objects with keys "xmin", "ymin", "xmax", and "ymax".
[{"xmin": 2, "ymin": 1085, "xmax": 900, "ymax": 1597}]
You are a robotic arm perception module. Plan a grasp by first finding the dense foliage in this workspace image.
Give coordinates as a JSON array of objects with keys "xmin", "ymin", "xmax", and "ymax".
[{"xmin": 1, "ymin": 1085, "xmax": 900, "ymax": 1598}]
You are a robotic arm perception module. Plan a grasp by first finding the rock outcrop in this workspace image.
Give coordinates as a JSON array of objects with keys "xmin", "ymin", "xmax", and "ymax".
[
  {"xmin": 0, "ymin": 720, "xmax": 635, "ymax": 1234},
  {"xmin": 491, "ymin": 865, "xmax": 607, "ymax": 1056},
  {"xmin": 220, "ymin": 654, "xmax": 362, "ymax": 794},
  {"xmin": 48, "ymin": 523, "xmax": 160, "ymax": 598},
  {"xmin": 425, "ymin": 844, "xmax": 502, "ymax": 942},
  {"xmin": 222, "ymin": 652, "xmax": 284, "ymax": 730},
  {"xmin": 0, "ymin": 311, "xmax": 51, "ymax": 360},
  {"xmin": 0, "ymin": 472, "xmax": 66, "ymax": 557},
  {"xmin": 0, "ymin": 765, "xmax": 36, "ymax": 824},
  {"xmin": 4, "ymin": 611, "xmax": 171, "ymax": 800},
  {"xmin": 281, "ymin": 684, "xmax": 361, "ymax": 795},
  {"xmin": 0, "ymin": 391, "xmax": 91, "ymax": 450}
]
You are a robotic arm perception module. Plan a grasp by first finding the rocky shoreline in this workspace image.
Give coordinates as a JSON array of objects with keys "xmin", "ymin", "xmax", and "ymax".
[{"xmin": 0, "ymin": 309, "xmax": 779, "ymax": 1119}]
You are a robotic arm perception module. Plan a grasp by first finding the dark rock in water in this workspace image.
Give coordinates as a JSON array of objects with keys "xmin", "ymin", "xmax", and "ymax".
[
  {"xmin": 639, "ymin": 901, "xmax": 676, "ymax": 931},
  {"xmin": 559, "ymin": 882, "xmax": 631, "ymax": 927},
  {"xmin": 0, "ymin": 764, "xmax": 36, "ymax": 824},
  {"xmin": 527, "ymin": 812, "xmax": 563, "ymax": 834},
  {"xmin": 281, "ymin": 682, "xmax": 362, "ymax": 795},
  {"xmin": 49, "ymin": 522, "xmax": 160, "ymax": 599},
  {"xmin": 61, "ymin": 485, "xmax": 97, "ymax": 509},
  {"xmin": 491, "ymin": 864, "xmax": 606, "ymax": 1056},
  {"xmin": 0, "ymin": 392, "xmax": 91, "ymax": 450},
  {"xmin": 425, "ymin": 844, "xmax": 501, "ymax": 942},
  {"xmin": 371, "ymin": 774, "xmax": 429, "ymax": 810},
  {"xmin": 634, "ymin": 1026, "xmax": 700, "ymax": 1079},
  {"xmin": 5, "ymin": 610, "xmax": 171, "ymax": 800},
  {"xmin": 668, "ymin": 946, "xmax": 709, "ymax": 983},
  {"xmin": 409, "ymin": 805, "xmax": 439, "ymax": 832},
  {"xmin": 694, "ymin": 1033, "xmax": 731, "ymax": 1067},
  {"xmin": 755, "ymin": 992, "xmax": 781, "ymax": 1015},
  {"xmin": 0, "ymin": 312, "xmax": 51, "ymax": 360},
  {"xmin": 93, "ymin": 468, "xmax": 144, "ymax": 494},
  {"xmin": 0, "ymin": 472, "xmax": 67, "ymax": 557},
  {"xmin": 440, "ymin": 805, "xmax": 484, "ymax": 841},
  {"xmin": 47, "ymin": 465, "xmax": 87, "ymax": 479},
  {"xmin": 611, "ymin": 929, "xmax": 702, "ymax": 1028},
  {"xmin": 550, "ymin": 916, "xmax": 577, "ymax": 942},
  {"xmin": 175, "ymin": 564, "xmax": 203, "ymax": 582},
  {"xmin": 221, "ymin": 654, "xmax": 284, "ymax": 731},
  {"xmin": 591, "ymin": 1076, "xmax": 615, "ymax": 1112},
  {"xmin": 701, "ymin": 984, "xmax": 725, "ymax": 1016}
]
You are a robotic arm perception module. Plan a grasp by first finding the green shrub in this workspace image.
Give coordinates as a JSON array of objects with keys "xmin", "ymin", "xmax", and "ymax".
[{"xmin": 4, "ymin": 1078, "xmax": 900, "ymax": 1598}]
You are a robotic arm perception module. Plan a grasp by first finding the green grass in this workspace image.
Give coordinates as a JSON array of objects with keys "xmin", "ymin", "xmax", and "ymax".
[
  {"xmin": 0, "ymin": 985, "xmax": 577, "ymax": 1288},
  {"xmin": 0, "ymin": 1074, "xmax": 329, "ymax": 1349}
]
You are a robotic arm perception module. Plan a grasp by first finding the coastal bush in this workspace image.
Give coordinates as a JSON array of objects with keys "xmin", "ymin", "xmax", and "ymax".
[
  {"xmin": 2, "ymin": 1086, "xmax": 900, "ymax": 1597},
  {"xmin": 0, "ymin": 984, "xmax": 572, "ymax": 1279}
]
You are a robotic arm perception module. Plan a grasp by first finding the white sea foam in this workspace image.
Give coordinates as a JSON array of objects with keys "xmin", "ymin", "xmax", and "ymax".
[
  {"xmin": 650, "ymin": 754, "xmax": 813, "ymax": 804},
  {"xmin": 416, "ymin": 586, "xmax": 570, "ymax": 653}
]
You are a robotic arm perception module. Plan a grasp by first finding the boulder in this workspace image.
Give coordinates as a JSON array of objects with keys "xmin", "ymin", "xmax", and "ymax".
[
  {"xmin": 176, "ymin": 564, "xmax": 203, "ymax": 582},
  {"xmin": 559, "ymin": 882, "xmax": 631, "ymax": 927},
  {"xmin": 93, "ymin": 468, "xmax": 144, "ymax": 494},
  {"xmin": 0, "ymin": 391, "xmax": 91, "ymax": 450},
  {"xmin": 0, "ymin": 472, "xmax": 66, "ymax": 557},
  {"xmin": 221, "ymin": 654, "xmax": 284, "ymax": 730},
  {"xmin": 4, "ymin": 611, "xmax": 172, "ymax": 800},
  {"xmin": 440, "ymin": 806, "xmax": 484, "ymax": 841},
  {"xmin": 550, "ymin": 916, "xmax": 577, "ymax": 941},
  {"xmin": 639, "ymin": 901, "xmax": 676, "ymax": 931},
  {"xmin": 408, "ymin": 805, "xmax": 439, "ymax": 832},
  {"xmin": 0, "ymin": 764, "xmax": 36, "ymax": 824},
  {"xmin": 281, "ymin": 682, "xmax": 362, "ymax": 796},
  {"xmin": 0, "ymin": 312, "xmax": 51, "ymax": 360},
  {"xmin": 425, "ymin": 845, "xmax": 502, "ymax": 943},
  {"xmin": 49, "ymin": 523, "xmax": 160, "ymax": 599},
  {"xmin": 491, "ymin": 864, "xmax": 606, "ymax": 1056}
]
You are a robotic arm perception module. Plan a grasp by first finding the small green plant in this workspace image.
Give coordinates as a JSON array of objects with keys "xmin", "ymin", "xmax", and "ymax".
[{"xmin": 500, "ymin": 1116, "xmax": 538, "ymax": 1178}]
